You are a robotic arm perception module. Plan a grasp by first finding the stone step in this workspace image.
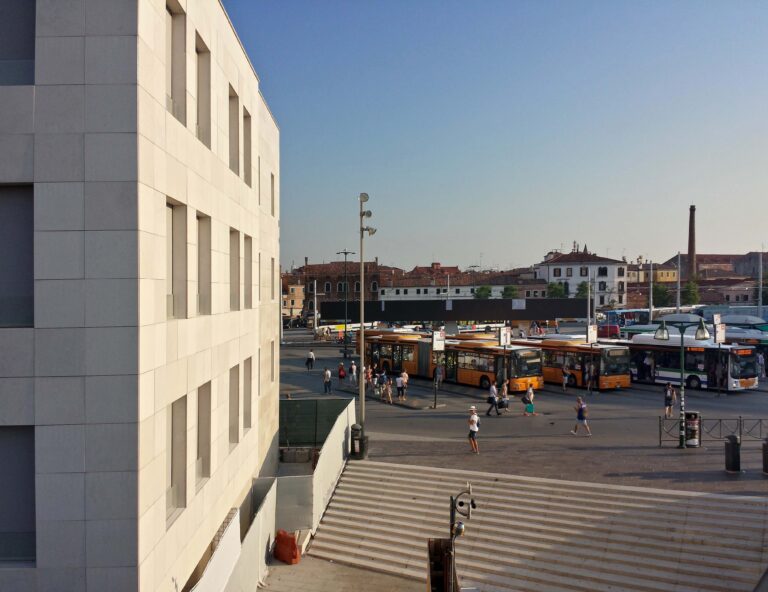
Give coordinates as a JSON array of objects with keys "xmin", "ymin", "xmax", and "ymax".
[
  {"xmin": 329, "ymin": 491, "xmax": 762, "ymax": 555},
  {"xmin": 310, "ymin": 460, "xmax": 768, "ymax": 591},
  {"xmin": 310, "ymin": 535, "xmax": 726, "ymax": 592},
  {"xmin": 344, "ymin": 462, "xmax": 768, "ymax": 518},
  {"xmin": 319, "ymin": 512, "xmax": 763, "ymax": 578},
  {"xmin": 314, "ymin": 522, "xmax": 753, "ymax": 591},
  {"xmin": 335, "ymin": 476, "xmax": 764, "ymax": 536}
]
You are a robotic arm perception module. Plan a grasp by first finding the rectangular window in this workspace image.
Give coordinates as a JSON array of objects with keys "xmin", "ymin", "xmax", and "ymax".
[
  {"xmin": 580, "ymin": 267, "xmax": 588, "ymax": 277},
  {"xmin": 165, "ymin": 1, "xmax": 186, "ymax": 123},
  {"xmin": 395, "ymin": 289, "xmax": 400, "ymax": 295},
  {"xmin": 229, "ymin": 366, "xmax": 239, "ymax": 447},
  {"xmin": 271, "ymin": 340, "xmax": 275, "ymax": 382},
  {"xmin": 243, "ymin": 357, "xmax": 252, "ymax": 431},
  {"xmin": 599, "ymin": 295, "xmax": 605, "ymax": 305},
  {"xmin": 243, "ymin": 108, "xmax": 252, "ymax": 186},
  {"xmin": 553, "ymin": 268, "xmax": 562, "ymax": 277},
  {"xmin": 525, "ymin": 291, "xmax": 531, "ymax": 297},
  {"xmin": 271, "ymin": 173, "xmax": 276, "ymax": 216},
  {"xmin": 166, "ymin": 201, "xmax": 187, "ymax": 318},
  {"xmin": 167, "ymin": 396, "xmax": 187, "ymax": 523},
  {"xmin": 566, "ymin": 268, "xmax": 573, "ymax": 277},
  {"xmin": 196, "ymin": 213, "xmax": 211, "ymax": 315},
  {"xmin": 230, "ymin": 229, "xmax": 240, "ymax": 310},
  {"xmin": 195, "ymin": 34, "xmax": 211, "ymax": 146},
  {"xmin": 271, "ymin": 257, "xmax": 275, "ymax": 300},
  {"xmin": 618, "ymin": 295, "xmax": 624, "ymax": 304},
  {"xmin": 196, "ymin": 382, "xmax": 211, "ymax": 484},
  {"xmin": 244, "ymin": 235, "xmax": 253, "ymax": 308},
  {"xmin": 0, "ymin": 427, "xmax": 35, "ymax": 560},
  {"xmin": 403, "ymin": 289, "xmax": 408, "ymax": 295},
  {"xmin": 618, "ymin": 267, "xmax": 625, "ymax": 277},
  {"xmin": 228, "ymin": 85, "xmax": 240, "ymax": 174},
  {"xmin": 455, "ymin": 288, "xmax": 460, "ymax": 294},
  {"xmin": 0, "ymin": 186, "xmax": 33, "ymax": 327},
  {"xmin": 0, "ymin": 0, "xmax": 35, "ymax": 85}
]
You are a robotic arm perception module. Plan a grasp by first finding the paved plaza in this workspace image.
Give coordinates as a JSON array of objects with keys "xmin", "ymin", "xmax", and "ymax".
[{"xmin": 266, "ymin": 333, "xmax": 768, "ymax": 590}]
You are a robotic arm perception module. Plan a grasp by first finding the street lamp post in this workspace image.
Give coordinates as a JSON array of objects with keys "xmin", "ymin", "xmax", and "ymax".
[
  {"xmin": 336, "ymin": 249, "xmax": 355, "ymax": 358},
  {"xmin": 654, "ymin": 315, "xmax": 710, "ymax": 448},
  {"xmin": 359, "ymin": 193, "xmax": 376, "ymax": 432}
]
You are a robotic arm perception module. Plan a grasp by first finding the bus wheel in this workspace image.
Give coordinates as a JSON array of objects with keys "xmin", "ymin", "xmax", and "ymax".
[
  {"xmin": 687, "ymin": 376, "xmax": 701, "ymax": 390},
  {"xmin": 480, "ymin": 376, "xmax": 491, "ymax": 390},
  {"xmin": 567, "ymin": 375, "xmax": 577, "ymax": 387}
]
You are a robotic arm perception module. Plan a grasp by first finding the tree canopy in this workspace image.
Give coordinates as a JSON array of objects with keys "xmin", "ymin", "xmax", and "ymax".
[
  {"xmin": 474, "ymin": 285, "xmax": 492, "ymax": 299},
  {"xmin": 547, "ymin": 282, "xmax": 566, "ymax": 298}
]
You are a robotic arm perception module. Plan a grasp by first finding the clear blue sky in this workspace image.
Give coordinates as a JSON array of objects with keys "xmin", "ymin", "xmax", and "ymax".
[{"xmin": 223, "ymin": 0, "xmax": 768, "ymax": 271}]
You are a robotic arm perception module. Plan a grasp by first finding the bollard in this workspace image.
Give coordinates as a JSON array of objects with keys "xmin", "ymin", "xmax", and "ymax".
[
  {"xmin": 763, "ymin": 438, "xmax": 768, "ymax": 475},
  {"xmin": 725, "ymin": 434, "xmax": 741, "ymax": 473}
]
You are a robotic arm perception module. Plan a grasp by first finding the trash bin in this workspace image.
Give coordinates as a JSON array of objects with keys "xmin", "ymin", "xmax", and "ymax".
[
  {"xmin": 684, "ymin": 411, "xmax": 701, "ymax": 448},
  {"xmin": 350, "ymin": 424, "xmax": 368, "ymax": 460},
  {"xmin": 725, "ymin": 434, "xmax": 741, "ymax": 473}
]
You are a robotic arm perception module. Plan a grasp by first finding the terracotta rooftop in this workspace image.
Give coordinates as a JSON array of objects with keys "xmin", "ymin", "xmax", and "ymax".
[{"xmin": 539, "ymin": 252, "xmax": 624, "ymax": 265}]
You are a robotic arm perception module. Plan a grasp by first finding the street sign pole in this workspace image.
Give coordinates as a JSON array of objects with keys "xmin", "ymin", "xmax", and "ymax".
[{"xmin": 432, "ymin": 330, "xmax": 445, "ymax": 409}]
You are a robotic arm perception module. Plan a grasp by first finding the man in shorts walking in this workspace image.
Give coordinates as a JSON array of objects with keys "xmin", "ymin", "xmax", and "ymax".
[
  {"xmin": 468, "ymin": 406, "xmax": 480, "ymax": 454},
  {"xmin": 571, "ymin": 396, "xmax": 592, "ymax": 436}
]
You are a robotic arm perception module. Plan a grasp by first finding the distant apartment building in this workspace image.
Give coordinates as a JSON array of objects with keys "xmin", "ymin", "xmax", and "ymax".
[
  {"xmin": 286, "ymin": 257, "xmax": 402, "ymax": 315},
  {"xmin": 626, "ymin": 261, "xmax": 678, "ymax": 284},
  {"xmin": 534, "ymin": 248, "xmax": 627, "ymax": 309},
  {"xmin": 282, "ymin": 283, "xmax": 305, "ymax": 319},
  {"xmin": 377, "ymin": 263, "xmax": 547, "ymax": 301},
  {"xmin": 0, "ymin": 1, "xmax": 280, "ymax": 591}
]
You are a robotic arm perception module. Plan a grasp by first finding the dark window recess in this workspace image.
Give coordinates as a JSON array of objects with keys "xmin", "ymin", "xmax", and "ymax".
[{"xmin": 0, "ymin": 186, "xmax": 33, "ymax": 327}]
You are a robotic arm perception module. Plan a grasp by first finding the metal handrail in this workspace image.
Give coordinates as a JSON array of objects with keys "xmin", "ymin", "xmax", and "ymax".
[{"xmin": 659, "ymin": 416, "xmax": 768, "ymax": 446}]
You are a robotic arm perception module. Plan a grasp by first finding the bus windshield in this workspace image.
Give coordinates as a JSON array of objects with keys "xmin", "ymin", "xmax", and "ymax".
[
  {"xmin": 601, "ymin": 349, "xmax": 630, "ymax": 375},
  {"xmin": 511, "ymin": 349, "xmax": 541, "ymax": 377},
  {"xmin": 730, "ymin": 350, "xmax": 757, "ymax": 379}
]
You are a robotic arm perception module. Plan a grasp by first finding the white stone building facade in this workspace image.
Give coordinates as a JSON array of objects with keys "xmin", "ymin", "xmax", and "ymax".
[
  {"xmin": 0, "ymin": 1, "xmax": 280, "ymax": 591},
  {"xmin": 534, "ymin": 251, "xmax": 627, "ymax": 310}
]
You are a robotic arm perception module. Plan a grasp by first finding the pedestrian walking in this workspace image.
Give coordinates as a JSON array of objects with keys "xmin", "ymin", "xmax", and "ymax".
[
  {"xmin": 322, "ymin": 367, "xmax": 332, "ymax": 393},
  {"xmin": 384, "ymin": 376, "xmax": 393, "ymax": 404},
  {"xmin": 571, "ymin": 396, "xmax": 592, "ymax": 436},
  {"xmin": 499, "ymin": 382, "xmax": 510, "ymax": 413},
  {"xmin": 395, "ymin": 373, "xmax": 405, "ymax": 401},
  {"xmin": 337, "ymin": 363, "xmax": 346, "ymax": 387},
  {"xmin": 486, "ymin": 382, "xmax": 500, "ymax": 416},
  {"xmin": 401, "ymin": 370, "xmax": 409, "ymax": 400},
  {"xmin": 562, "ymin": 366, "xmax": 570, "ymax": 392},
  {"xmin": 305, "ymin": 349, "xmax": 315, "ymax": 371},
  {"xmin": 365, "ymin": 365, "xmax": 373, "ymax": 390},
  {"xmin": 585, "ymin": 361, "xmax": 595, "ymax": 393},
  {"xmin": 663, "ymin": 382, "xmax": 676, "ymax": 419},
  {"xmin": 349, "ymin": 361, "xmax": 357, "ymax": 385},
  {"xmin": 468, "ymin": 406, "xmax": 480, "ymax": 454},
  {"xmin": 522, "ymin": 385, "xmax": 537, "ymax": 416},
  {"xmin": 758, "ymin": 351, "xmax": 766, "ymax": 379},
  {"xmin": 435, "ymin": 364, "xmax": 445, "ymax": 389}
]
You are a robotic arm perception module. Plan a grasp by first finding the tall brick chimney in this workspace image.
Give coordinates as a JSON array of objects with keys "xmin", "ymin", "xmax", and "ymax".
[{"xmin": 687, "ymin": 205, "xmax": 696, "ymax": 280}]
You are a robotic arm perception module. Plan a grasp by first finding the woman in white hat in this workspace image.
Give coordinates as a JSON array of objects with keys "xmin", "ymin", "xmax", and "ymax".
[{"xmin": 468, "ymin": 406, "xmax": 480, "ymax": 454}]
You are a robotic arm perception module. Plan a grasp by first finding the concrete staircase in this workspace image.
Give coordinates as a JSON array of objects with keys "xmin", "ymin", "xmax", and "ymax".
[{"xmin": 309, "ymin": 460, "xmax": 768, "ymax": 592}]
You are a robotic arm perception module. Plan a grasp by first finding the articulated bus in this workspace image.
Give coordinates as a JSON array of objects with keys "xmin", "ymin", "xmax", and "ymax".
[
  {"xmin": 508, "ymin": 338, "xmax": 631, "ymax": 390},
  {"xmin": 363, "ymin": 334, "xmax": 543, "ymax": 392},
  {"xmin": 624, "ymin": 333, "xmax": 758, "ymax": 392}
]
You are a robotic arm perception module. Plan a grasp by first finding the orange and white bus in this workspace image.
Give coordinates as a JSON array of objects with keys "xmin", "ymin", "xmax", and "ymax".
[
  {"xmin": 509, "ymin": 337, "xmax": 631, "ymax": 390},
  {"xmin": 363, "ymin": 334, "xmax": 543, "ymax": 392}
]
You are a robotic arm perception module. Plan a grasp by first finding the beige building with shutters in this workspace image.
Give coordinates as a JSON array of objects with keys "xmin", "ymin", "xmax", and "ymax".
[{"xmin": 0, "ymin": 1, "xmax": 280, "ymax": 591}]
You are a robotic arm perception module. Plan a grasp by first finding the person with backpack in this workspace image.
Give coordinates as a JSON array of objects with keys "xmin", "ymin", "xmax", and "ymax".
[
  {"xmin": 571, "ymin": 396, "xmax": 592, "ymax": 436},
  {"xmin": 663, "ymin": 383, "xmax": 676, "ymax": 419}
]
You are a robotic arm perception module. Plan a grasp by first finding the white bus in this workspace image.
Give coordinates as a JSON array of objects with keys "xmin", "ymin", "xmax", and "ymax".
[{"xmin": 625, "ymin": 333, "xmax": 758, "ymax": 392}]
